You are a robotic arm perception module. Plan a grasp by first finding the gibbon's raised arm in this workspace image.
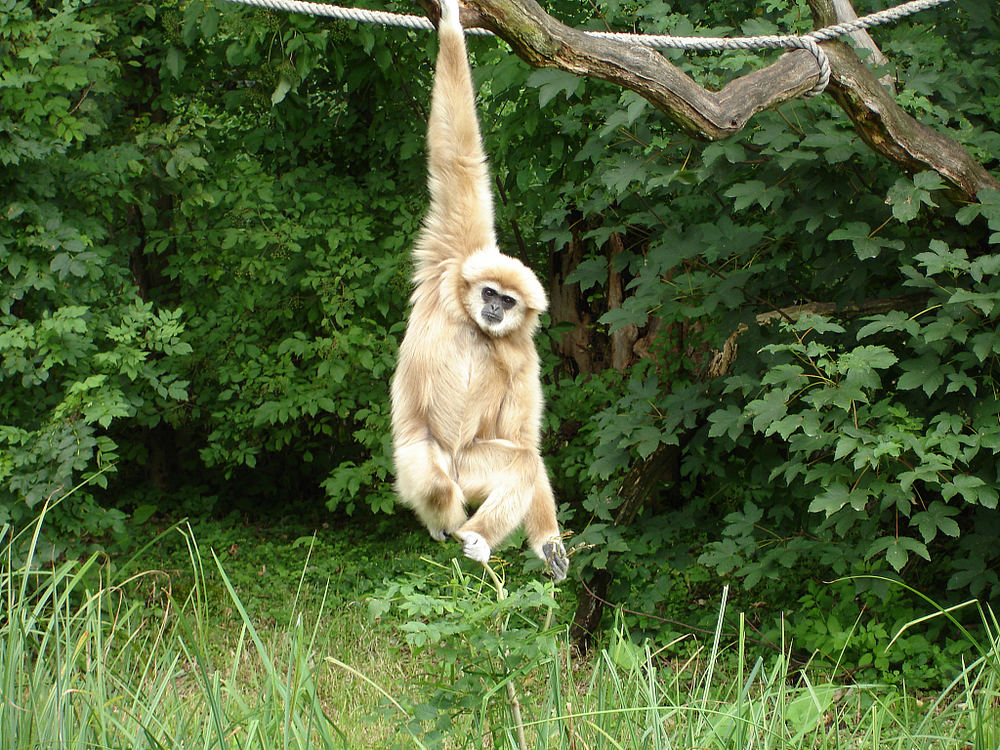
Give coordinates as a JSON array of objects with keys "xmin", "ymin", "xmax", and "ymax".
[{"xmin": 418, "ymin": 1, "xmax": 497, "ymax": 268}]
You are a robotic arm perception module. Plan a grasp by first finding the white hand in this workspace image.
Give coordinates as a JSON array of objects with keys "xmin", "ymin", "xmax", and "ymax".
[{"xmin": 456, "ymin": 530, "xmax": 491, "ymax": 563}]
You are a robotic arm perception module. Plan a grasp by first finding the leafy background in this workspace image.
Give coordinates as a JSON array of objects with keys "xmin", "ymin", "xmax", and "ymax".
[{"xmin": 1, "ymin": 0, "xmax": 998, "ymax": 683}]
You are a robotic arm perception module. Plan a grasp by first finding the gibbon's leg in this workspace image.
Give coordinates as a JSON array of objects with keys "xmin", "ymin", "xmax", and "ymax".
[
  {"xmin": 394, "ymin": 438, "xmax": 467, "ymax": 541},
  {"xmin": 453, "ymin": 442, "xmax": 534, "ymax": 556},
  {"xmin": 455, "ymin": 442, "xmax": 569, "ymax": 581},
  {"xmin": 523, "ymin": 465, "xmax": 569, "ymax": 583},
  {"xmin": 452, "ymin": 443, "xmax": 538, "ymax": 558}
]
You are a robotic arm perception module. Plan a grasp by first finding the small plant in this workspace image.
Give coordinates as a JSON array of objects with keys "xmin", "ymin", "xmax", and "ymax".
[{"xmin": 367, "ymin": 559, "xmax": 560, "ymax": 749}]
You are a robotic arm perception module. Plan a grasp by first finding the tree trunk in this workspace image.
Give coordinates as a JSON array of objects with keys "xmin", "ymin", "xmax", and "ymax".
[{"xmin": 547, "ymin": 214, "xmax": 608, "ymax": 376}]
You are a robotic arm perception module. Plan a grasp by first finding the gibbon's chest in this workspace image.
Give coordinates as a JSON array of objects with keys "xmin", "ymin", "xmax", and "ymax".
[
  {"xmin": 427, "ymin": 324, "xmax": 512, "ymax": 430},
  {"xmin": 461, "ymin": 327, "xmax": 519, "ymax": 436}
]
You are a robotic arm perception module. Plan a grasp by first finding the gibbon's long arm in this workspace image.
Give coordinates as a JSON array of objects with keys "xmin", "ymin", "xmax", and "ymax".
[{"xmin": 415, "ymin": 0, "xmax": 498, "ymax": 277}]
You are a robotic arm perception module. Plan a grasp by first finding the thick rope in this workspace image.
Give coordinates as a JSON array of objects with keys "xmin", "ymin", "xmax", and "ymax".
[{"xmin": 219, "ymin": 0, "xmax": 951, "ymax": 96}]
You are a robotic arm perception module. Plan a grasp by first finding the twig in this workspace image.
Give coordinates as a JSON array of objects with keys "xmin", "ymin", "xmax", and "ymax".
[{"xmin": 481, "ymin": 560, "xmax": 529, "ymax": 750}]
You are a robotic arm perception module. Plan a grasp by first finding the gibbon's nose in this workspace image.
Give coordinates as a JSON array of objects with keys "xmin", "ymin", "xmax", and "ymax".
[{"xmin": 483, "ymin": 304, "xmax": 503, "ymax": 323}]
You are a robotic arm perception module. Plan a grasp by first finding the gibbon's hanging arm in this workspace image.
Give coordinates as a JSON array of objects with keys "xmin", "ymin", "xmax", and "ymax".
[{"xmin": 389, "ymin": 0, "xmax": 569, "ymax": 583}]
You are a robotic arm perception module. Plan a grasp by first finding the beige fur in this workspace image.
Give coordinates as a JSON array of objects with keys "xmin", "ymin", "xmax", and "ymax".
[{"xmin": 390, "ymin": 1, "xmax": 567, "ymax": 579}]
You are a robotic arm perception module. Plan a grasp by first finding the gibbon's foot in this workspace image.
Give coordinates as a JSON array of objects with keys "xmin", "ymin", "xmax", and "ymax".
[
  {"xmin": 456, "ymin": 530, "xmax": 491, "ymax": 563},
  {"xmin": 429, "ymin": 528, "xmax": 449, "ymax": 542},
  {"xmin": 542, "ymin": 540, "xmax": 569, "ymax": 583}
]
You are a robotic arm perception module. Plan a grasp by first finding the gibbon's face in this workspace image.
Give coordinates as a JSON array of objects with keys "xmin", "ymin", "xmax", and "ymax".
[
  {"xmin": 469, "ymin": 282, "xmax": 525, "ymax": 337},
  {"xmin": 460, "ymin": 250, "xmax": 547, "ymax": 338}
]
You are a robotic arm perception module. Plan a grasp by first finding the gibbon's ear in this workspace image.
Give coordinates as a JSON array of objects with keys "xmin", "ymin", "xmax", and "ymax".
[{"xmin": 461, "ymin": 250, "xmax": 548, "ymax": 313}]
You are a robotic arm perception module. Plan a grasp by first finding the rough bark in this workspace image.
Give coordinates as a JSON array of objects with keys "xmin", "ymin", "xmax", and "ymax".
[
  {"xmin": 417, "ymin": 0, "xmax": 998, "ymax": 202},
  {"xmin": 607, "ymin": 232, "xmax": 639, "ymax": 371},
  {"xmin": 547, "ymin": 216, "xmax": 607, "ymax": 376}
]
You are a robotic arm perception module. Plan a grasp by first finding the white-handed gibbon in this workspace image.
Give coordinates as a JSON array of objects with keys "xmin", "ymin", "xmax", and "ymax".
[{"xmin": 390, "ymin": 0, "xmax": 569, "ymax": 582}]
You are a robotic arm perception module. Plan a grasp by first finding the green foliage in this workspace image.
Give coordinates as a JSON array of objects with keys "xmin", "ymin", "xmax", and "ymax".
[
  {"xmin": 475, "ymin": 0, "xmax": 1000, "ymax": 665},
  {"xmin": 0, "ymin": 0, "xmax": 194, "ymax": 541},
  {"xmin": 788, "ymin": 579, "xmax": 974, "ymax": 688},
  {"xmin": 0, "ymin": 0, "xmax": 427, "ymax": 537},
  {"xmin": 694, "ymin": 222, "xmax": 1000, "ymax": 599}
]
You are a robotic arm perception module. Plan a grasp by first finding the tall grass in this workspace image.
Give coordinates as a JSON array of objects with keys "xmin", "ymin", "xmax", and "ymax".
[
  {"xmin": 2, "ymin": 503, "xmax": 998, "ymax": 749},
  {"xmin": 0, "ymin": 504, "xmax": 349, "ymax": 749}
]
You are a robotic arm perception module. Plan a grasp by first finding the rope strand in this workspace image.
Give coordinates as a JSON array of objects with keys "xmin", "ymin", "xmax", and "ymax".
[{"xmin": 218, "ymin": 0, "xmax": 951, "ymax": 96}]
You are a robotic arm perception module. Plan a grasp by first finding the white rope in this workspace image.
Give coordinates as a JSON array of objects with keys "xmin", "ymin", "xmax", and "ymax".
[{"xmin": 219, "ymin": 0, "xmax": 952, "ymax": 96}]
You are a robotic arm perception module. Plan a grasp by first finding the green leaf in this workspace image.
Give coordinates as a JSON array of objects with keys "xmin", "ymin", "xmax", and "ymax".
[
  {"xmin": 911, "ymin": 501, "xmax": 960, "ymax": 542},
  {"xmin": 857, "ymin": 311, "xmax": 919, "ymax": 339},
  {"xmin": 914, "ymin": 240, "xmax": 968, "ymax": 275},
  {"xmin": 724, "ymin": 180, "xmax": 783, "ymax": 211},
  {"xmin": 944, "ymin": 474, "xmax": 991, "ymax": 506},
  {"xmin": 866, "ymin": 536, "xmax": 929, "ymax": 571},
  {"xmin": 808, "ymin": 484, "xmax": 851, "ymax": 517},
  {"xmin": 707, "ymin": 405, "xmax": 745, "ymax": 441},
  {"xmin": 887, "ymin": 173, "xmax": 939, "ymax": 223},
  {"xmin": 897, "ymin": 354, "xmax": 945, "ymax": 396},
  {"xmin": 947, "ymin": 288, "xmax": 996, "ymax": 316},
  {"xmin": 565, "ymin": 257, "xmax": 607, "ymax": 292},
  {"xmin": 791, "ymin": 313, "xmax": 844, "ymax": 335},
  {"xmin": 599, "ymin": 305, "xmax": 647, "ymax": 332},
  {"xmin": 201, "ymin": 5, "xmax": 220, "ymax": 38},
  {"xmin": 182, "ymin": 0, "xmax": 204, "ymax": 46},
  {"xmin": 526, "ymin": 68, "xmax": 581, "ymax": 108},
  {"xmin": 132, "ymin": 504, "xmax": 157, "ymax": 524},
  {"xmin": 746, "ymin": 391, "xmax": 788, "ymax": 434},
  {"xmin": 271, "ymin": 74, "xmax": 293, "ymax": 105},
  {"xmin": 165, "ymin": 46, "xmax": 185, "ymax": 79},
  {"xmin": 601, "ymin": 157, "xmax": 648, "ymax": 195},
  {"xmin": 826, "ymin": 222, "xmax": 903, "ymax": 259}
]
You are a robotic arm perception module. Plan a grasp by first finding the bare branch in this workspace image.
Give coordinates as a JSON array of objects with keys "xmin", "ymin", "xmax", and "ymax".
[
  {"xmin": 427, "ymin": 0, "xmax": 999, "ymax": 201},
  {"xmin": 456, "ymin": 0, "xmax": 820, "ymax": 138},
  {"xmin": 830, "ymin": 0, "xmax": 893, "ymax": 80}
]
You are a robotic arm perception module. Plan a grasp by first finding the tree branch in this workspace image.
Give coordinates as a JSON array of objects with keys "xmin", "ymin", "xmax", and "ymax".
[
  {"xmin": 455, "ymin": 0, "xmax": 820, "ymax": 137},
  {"xmin": 423, "ymin": 0, "xmax": 998, "ymax": 202}
]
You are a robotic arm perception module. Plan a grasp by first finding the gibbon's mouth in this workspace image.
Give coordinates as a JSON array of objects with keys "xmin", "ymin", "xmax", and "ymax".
[{"xmin": 481, "ymin": 311, "xmax": 502, "ymax": 324}]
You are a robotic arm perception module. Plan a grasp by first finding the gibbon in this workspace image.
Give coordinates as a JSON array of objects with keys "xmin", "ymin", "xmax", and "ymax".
[{"xmin": 390, "ymin": 0, "xmax": 569, "ymax": 582}]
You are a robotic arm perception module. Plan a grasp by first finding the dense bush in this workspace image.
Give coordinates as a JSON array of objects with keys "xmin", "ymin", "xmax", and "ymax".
[{"xmin": 0, "ymin": 0, "xmax": 424, "ymax": 541}]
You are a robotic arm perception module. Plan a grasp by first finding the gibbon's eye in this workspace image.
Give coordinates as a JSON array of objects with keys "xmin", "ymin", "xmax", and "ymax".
[
  {"xmin": 500, "ymin": 295, "xmax": 516, "ymax": 310},
  {"xmin": 481, "ymin": 287, "xmax": 497, "ymax": 301}
]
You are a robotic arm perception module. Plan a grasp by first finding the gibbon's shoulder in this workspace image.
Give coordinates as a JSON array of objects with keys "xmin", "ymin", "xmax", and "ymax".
[{"xmin": 460, "ymin": 249, "xmax": 548, "ymax": 313}]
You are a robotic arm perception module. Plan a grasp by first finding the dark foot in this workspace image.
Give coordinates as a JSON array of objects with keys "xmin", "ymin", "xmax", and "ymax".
[{"xmin": 542, "ymin": 540, "xmax": 569, "ymax": 583}]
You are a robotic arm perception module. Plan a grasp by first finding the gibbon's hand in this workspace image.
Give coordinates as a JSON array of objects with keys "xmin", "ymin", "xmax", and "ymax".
[
  {"xmin": 542, "ymin": 540, "xmax": 569, "ymax": 583},
  {"xmin": 456, "ymin": 530, "xmax": 491, "ymax": 563},
  {"xmin": 438, "ymin": 0, "xmax": 460, "ymax": 27},
  {"xmin": 429, "ymin": 528, "xmax": 449, "ymax": 542}
]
